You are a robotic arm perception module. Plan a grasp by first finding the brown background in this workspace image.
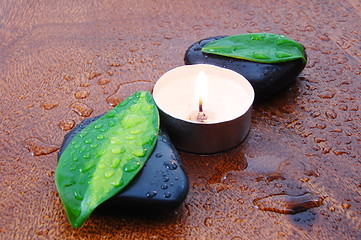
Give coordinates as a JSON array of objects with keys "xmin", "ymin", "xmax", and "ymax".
[{"xmin": 1, "ymin": 0, "xmax": 360, "ymax": 239}]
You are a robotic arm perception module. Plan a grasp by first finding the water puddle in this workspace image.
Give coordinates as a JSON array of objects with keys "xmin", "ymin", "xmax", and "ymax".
[
  {"xmin": 106, "ymin": 80, "xmax": 154, "ymax": 106},
  {"xmin": 23, "ymin": 137, "xmax": 59, "ymax": 156},
  {"xmin": 253, "ymin": 192, "xmax": 328, "ymax": 214}
]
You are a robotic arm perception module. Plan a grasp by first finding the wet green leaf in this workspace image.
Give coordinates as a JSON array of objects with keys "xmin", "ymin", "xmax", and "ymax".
[
  {"xmin": 202, "ymin": 33, "xmax": 306, "ymax": 63},
  {"xmin": 55, "ymin": 91, "xmax": 159, "ymax": 228}
]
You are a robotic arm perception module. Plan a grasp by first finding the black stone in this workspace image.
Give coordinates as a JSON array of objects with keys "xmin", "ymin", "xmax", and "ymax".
[
  {"xmin": 58, "ymin": 116, "xmax": 189, "ymax": 210},
  {"xmin": 184, "ymin": 36, "xmax": 307, "ymax": 100}
]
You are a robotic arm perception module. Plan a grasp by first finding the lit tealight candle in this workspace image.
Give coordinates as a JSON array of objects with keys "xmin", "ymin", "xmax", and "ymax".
[{"xmin": 153, "ymin": 64, "xmax": 255, "ymax": 154}]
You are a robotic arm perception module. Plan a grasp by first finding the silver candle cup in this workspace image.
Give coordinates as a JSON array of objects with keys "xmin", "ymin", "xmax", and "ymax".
[{"xmin": 153, "ymin": 64, "xmax": 254, "ymax": 154}]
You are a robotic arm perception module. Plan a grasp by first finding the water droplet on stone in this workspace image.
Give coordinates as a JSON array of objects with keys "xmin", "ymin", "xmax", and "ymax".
[
  {"xmin": 146, "ymin": 190, "xmax": 157, "ymax": 198},
  {"xmin": 163, "ymin": 161, "xmax": 178, "ymax": 170},
  {"xmin": 156, "ymin": 152, "xmax": 163, "ymax": 158},
  {"xmin": 23, "ymin": 137, "xmax": 59, "ymax": 156},
  {"xmin": 253, "ymin": 192, "xmax": 328, "ymax": 214},
  {"xmin": 69, "ymin": 102, "xmax": 93, "ymax": 117},
  {"xmin": 164, "ymin": 192, "xmax": 171, "ymax": 198},
  {"xmin": 161, "ymin": 184, "xmax": 168, "ymax": 190}
]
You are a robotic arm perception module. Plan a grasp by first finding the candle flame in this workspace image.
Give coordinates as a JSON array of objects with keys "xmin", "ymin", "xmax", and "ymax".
[
  {"xmin": 195, "ymin": 70, "xmax": 208, "ymax": 122},
  {"xmin": 195, "ymin": 70, "xmax": 208, "ymax": 104}
]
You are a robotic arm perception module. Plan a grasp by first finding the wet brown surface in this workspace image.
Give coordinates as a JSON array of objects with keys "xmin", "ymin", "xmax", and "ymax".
[{"xmin": 1, "ymin": 0, "xmax": 360, "ymax": 239}]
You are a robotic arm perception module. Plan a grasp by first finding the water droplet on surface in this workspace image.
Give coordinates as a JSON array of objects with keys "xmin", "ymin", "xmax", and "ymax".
[
  {"xmin": 69, "ymin": 207, "xmax": 81, "ymax": 217},
  {"xmin": 88, "ymin": 71, "xmax": 101, "ymax": 80},
  {"xmin": 58, "ymin": 119, "xmax": 75, "ymax": 131},
  {"xmin": 325, "ymin": 110, "xmax": 337, "ymax": 119},
  {"xmin": 79, "ymin": 161, "xmax": 94, "ymax": 173},
  {"xmin": 146, "ymin": 190, "xmax": 157, "ymax": 198},
  {"xmin": 111, "ymin": 147, "xmax": 123, "ymax": 154},
  {"xmin": 124, "ymin": 161, "xmax": 140, "ymax": 172},
  {"xmin": 341, "ymin": 203, "xmax": 351, "ymax": 209},
  {"xmin": 23, "ymin": 137, "xmax": 59, "ymax": 156},
  {"xmin": 40, "ymin": 101, "xmax": 59, "ymax": 110},
  {"xmin": 104, "ymin": 170, "xmax": 115, "ymax": 178},
  {"xmin": 94, "ymin": 123, "xmax": 103, "ymax": 129},
  {"xmin": 317, "ymin": 90, "xmax": 336, "ymax": 99},
  {"xmin": 79, "ymin": 131, "xmax": 88, "ymax": 138},
  {"xmin": 96, "ymin": 134, "xmax": 105, "ymax": 140},
  {"xmin": 74, "ymin": 190, "xmax": 84, "ymax": 200},
  {"xmin": 132, "ymin": 149, "xmax": 146, "ymax": 157},
  {"xmin": 252, "ymin": 52, "xmax": 270, "ymax": 60},
  {"xmin": 64, "ymin": 74, "xmax": 74, "ymax": 81},
  {"xmin": 333, "ymin": 149, "xmax": 350, "ymax": 155},
  {"xmin": 69, "ymin": 102, "xmax": 93, "ymax": 117},
  {"xmin": 275, "ymin": 51, "xmax": 291, "ymax": 58},
  {"xmin": 161, "ymin": 184, "xmax": 168, "ymax": 190},
  {"xmin": 163, "ymin": 34, "xmax": 172, "ymax": 40},
  {"xmin": 155, "ymin": 152, "xmax": 163, "ymax": 158},
  {"xmin": 106, "ymin": 80, "xmax": 154, "ymax": 106},
  {"xmin": 111, "ymin": 179, "xmax": 123, "ymax": 187},
  {"xmin": 74, "ymin": 90, "xmax": 90, "ymax": 99},
  {"xmin": 164, "ymin": 192, "xmax": 171, "ymax": 198},
  {"xmin": 163, "ymin": 161, "xmax": 178, "ymax": 170},
  {"xmin": 253, "ymin": 192, "xmax": 328, "ymax": 214},
  {"xmin": 203, "ymin": 217, "xmax": 213, "ymax": 227},
  {"xmin": 97, "ymin": 78, "xmax": 111, "ymax": 85}
]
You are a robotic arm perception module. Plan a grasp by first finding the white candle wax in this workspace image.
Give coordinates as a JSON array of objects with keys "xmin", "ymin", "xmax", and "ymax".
[{"xmin": 153, "ymin": 64, "xmax": 254, "ymax": 124}]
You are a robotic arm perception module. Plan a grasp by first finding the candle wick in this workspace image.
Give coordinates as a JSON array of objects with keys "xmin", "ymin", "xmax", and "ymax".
[{"xmin": 197, "ymin": 97, "xmax": 208, "ymax": 122}]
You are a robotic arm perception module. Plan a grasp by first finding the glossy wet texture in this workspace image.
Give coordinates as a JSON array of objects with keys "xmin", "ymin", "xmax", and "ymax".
[
  {"xmin": 184, "ymin": 36, "xmax": 307, "ymax": 99},
  {"xmin": 59, "ymin": 116, "xmax": 189, "ymax": 211},
  {"xmin": 1, "ymin": 0, "xmax": 360, "ymax": 239},
  {"xmin": 253, "ymin": 192, "xmax": 328, "ymax": 214}
]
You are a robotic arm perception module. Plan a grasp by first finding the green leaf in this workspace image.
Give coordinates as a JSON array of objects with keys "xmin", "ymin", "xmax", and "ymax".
[
  {"xmin": 201, "ymin": 33, "xmax": 306, "ymax": 64},
  {"xmin": 55, "ymin": 91, "xmax": 159, "ymax": 228}
]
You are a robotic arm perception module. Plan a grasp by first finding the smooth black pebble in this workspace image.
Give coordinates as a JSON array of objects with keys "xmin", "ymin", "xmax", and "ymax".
[
  {"xmin": 184, "ymin": 36, "xmax": 307, "ymax": 100},
  {"xmin": 58, "ymin": 116, "xmax": 189, "ymax": 210}
]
